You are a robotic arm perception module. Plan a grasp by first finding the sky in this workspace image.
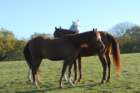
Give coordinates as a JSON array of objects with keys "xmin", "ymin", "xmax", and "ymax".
[{"xmin": 0, "ymin": 0, "xmax": 140, "ymax": 39}]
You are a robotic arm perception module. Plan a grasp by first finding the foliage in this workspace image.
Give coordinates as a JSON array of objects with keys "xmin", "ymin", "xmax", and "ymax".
[
  {"xmin": 0, "ymin": 28, "xmax": 27, "ymax": 61},
  {"xmin": 110, "ymin": 22, "xmax": 136, "ymax": 37},
  {"xmin": 5, "ymin": 39, "xmax": 26, "ymax": 61},
  {"xmin": 0, "ymin": 28, "xmax": 53, "ymax": 61},
  {"xmin": 31, "ymin": 32, "xmax": 52, "ymax": 39},
  {"xmin": 0, "ymin": 28, "xmax": 16, "ymax": 60},
  {"xmin": 0, "ymin": 53, "xmax": 140, "ymax": 93},
  {"xmin": 118, "ymin": 26, "xmax": 140, "ymax": 53}
]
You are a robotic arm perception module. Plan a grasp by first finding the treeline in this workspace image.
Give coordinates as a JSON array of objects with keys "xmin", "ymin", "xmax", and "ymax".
[
  {"xmin": 0, "ymin": 25, "xmax": 140, "ymax": 61},
  {"xmin": 118, "ymin": 26, "xmax": 140, "ymax": 53},
  {"xmin": 0, "ymin": 28, "xmax": 26, "ymax": 61}
]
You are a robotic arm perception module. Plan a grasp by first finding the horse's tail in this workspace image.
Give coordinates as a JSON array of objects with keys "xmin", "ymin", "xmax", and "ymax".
[
  {"xmin": 23, "ymin": 42, "xmax": 32, "ymax": 70},
  {"xmin": 108, "ymin": 34, "xmax": 122, "ymax": 75}
]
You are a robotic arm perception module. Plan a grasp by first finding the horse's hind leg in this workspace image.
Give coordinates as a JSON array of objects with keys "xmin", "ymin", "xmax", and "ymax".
[
  {"xmin": 27, "ymin": 68, "xmax": 32, "ymax": 82},
  {"xmin": 36, "ymin": 69, "xmax": 42, "ymax": 83},
  {"xmin": 106, "ymin": 54, "xmax": 111, "ymax": 82},
  {"xmin": 27, "ymin": 66, "xmax": 41, "ymax": 84},
  {"xmin": 98, "ymin": 54, "xmax": 107, "ymax": 84},
  {"xmin": 31, "ymin": 58, "xmax": 42, "ymax": 88}
]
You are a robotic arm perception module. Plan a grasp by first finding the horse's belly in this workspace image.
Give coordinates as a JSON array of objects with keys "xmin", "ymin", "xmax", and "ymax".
[
  {"xmin": 79, "ymin": 48, "xmax": 97, "ymax": 57},
  {"xmin": 42, "ymin": 48, "xmax": 72, "ymax": 60},
  {"xmin": 42, "ymin": 44, "xmax": 75, "ymax": 60},
  {"xmin": 46, "ymin": 56, "xmax": 63, "ymax": 60},
  {"xmin": 42, "ymin": 51, "xmax": 63, "ymax": 60}
]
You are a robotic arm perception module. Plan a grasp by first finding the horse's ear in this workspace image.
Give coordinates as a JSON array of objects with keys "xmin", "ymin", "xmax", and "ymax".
[
  {"xmin": 59, "ymin": 26, "xmax": 61, "ymax": 29},
  {"xmin": 55, "ymin": 27, "xmax": 57, "ymax": 30},
  {"xmin": 93, "ymin": 28, "xmax": 97, "ymax": 32}
]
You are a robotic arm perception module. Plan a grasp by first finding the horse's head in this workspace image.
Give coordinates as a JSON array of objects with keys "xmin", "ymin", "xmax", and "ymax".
[
  {"xmin": 92, "ymin": 28, "xmax": 105, "ymax": 52},
  {"xmin": 54, "ymin": 27, "xmax": 62, "ymax": 37},
  {"xmin": 55, "ymin": 26, "xmax": 69, "ymax": 32},
  {"xmin": 54, "ymin": 27, "xmax": 77, "ymax": 38},
  {"xmin": 55, "ymin": 26, "xmax": 62, "ymax": 31}
]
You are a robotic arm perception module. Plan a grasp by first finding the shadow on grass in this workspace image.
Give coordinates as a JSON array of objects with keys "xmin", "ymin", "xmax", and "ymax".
[{"xmin": 16, "ymin": 82, "xmax": 101, "ymax": 93}]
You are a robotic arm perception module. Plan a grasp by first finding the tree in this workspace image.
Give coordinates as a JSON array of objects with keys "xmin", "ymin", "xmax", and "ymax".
[
  {"xmin": 110, "ymin": 22, "xmax": 136, "ymax": 37},
  {"xmin": 5, "ymin": 39, "xmax": 26, "ymax": 60},
  {"xmin": 31, "ymin": 32, "xmax": 51, "ymax": 39},
  {"xmin": 118, "ymin": 26, "xmax": 140, "ymax": 53},
  {"xmin": 0, "ymin": 28, "xmax": 16, "ymax": 60}
]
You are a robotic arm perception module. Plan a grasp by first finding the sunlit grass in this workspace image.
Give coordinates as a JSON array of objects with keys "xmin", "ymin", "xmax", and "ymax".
[{"xmin": 0, "ymin": 53, "xmax": 140, "ymax": 93}]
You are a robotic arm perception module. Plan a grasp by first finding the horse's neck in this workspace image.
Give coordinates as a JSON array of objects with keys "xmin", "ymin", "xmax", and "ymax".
[
  {"xmin": 69, "ymin": 32, "xmax": 92, "ymax": 45},
  {"xmin": 60, "ymin": 30, "xmax": 76, "ymax": 36}
]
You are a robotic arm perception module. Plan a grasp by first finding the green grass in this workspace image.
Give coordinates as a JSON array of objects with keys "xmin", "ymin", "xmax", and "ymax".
[{"xmin": 0, "ymin": 53, "xmax": 140, "ymax": 93}]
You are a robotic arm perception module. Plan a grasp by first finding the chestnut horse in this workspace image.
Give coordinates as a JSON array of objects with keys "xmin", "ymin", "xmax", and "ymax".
[
  {"xmin": 23, "ymin": 28, "xmax": 104, "ymax": 88},
  {"xmin": 54, "ymin": 27, "xmax": 122, "ymax": 83}
]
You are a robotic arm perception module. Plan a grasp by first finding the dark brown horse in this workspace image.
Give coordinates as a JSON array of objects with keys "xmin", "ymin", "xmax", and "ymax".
[
  {"xmin": 54, "ymin": 27, "xmax": 122, "ymax": 83},
  {"xmin": 23, "ymin": 29, "xmax": 104, "ymax": 88},
  {"xmin": 54, "ymin": 27, "xmax": 78, "ymax": 37}
]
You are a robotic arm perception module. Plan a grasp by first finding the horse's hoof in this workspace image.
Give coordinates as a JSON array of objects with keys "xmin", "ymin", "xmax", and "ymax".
[
  {"xmin": 59, "ymin": 84, "xmax": 63, "ymax": 89},
  {"xmin": 69, "ymin": 81, "xmax": 75, "ymax": 87},
  {"xmin": 101, "ymin": 80, "xmax": 105, "ymax": 84},
  {"xmin": 37, "ymin": 86, "xmax": 41, "ymax": 90},
  {"xmin": 34, "ymin": 84, "xmax": 41, "ymax": 89},
  {"xmin": 77, "ymin": 79, "xmax": 81, "ymax": 82},
  {"xmin": 35, "ymin": 84, "xmax": 41, "ymax": 89},
  {"xmin": 59, "ymin": 86, "xmax": 62, "ymax": 89},
  {"xmin": 73, "ymin": 80, "xmax": 77, "ymax": 84},
  {"xmin": 106, "ymin": 80, "xmax": 110, "ymax": 83},
  {"xmin": 77, "ymin": 78, "xmax": 81, "ymax": 82},
  {"xmin": 71, "ymin": 83, "xmax": 75, "ymax": 87}
]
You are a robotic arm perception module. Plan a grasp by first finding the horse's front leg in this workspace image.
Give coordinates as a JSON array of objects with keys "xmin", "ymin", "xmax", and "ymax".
[
  {"xmin": 59, "ymin": 61, "xmax": 68, "ymax": 88},
  {"xmin": 68, "ymin": 62, "xmax": 75, "ymax": 86},
  {"xmin": 106, "ymin": 54, "xmax": 111, "ymax": 82},
  {"xmin": 98, "ymin": 54, "xmax": 107, "ymax": 84},
  {"xmin": 77, "ymin": 57, "xmax": 82, "ymax": 82},
  {"xmin": 73, "ymin": 60, "xmax": 77, "ymax": 84},
  {"xmin": 62, "ymin": 73, "xmax": 68, "ymax": 82}
]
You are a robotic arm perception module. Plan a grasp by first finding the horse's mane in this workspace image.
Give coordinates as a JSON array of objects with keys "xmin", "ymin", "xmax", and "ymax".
[
  {"xmin": 55, "ymin": 27, "xmax": 96, "ymax": 39},
  {"xmin": 56, "ymin": 27, "xmax": 74, "ymax": 32}
]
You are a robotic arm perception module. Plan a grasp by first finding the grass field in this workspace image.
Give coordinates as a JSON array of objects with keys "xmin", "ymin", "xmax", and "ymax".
[{"xmin": 0, "ymin": 53, "xmax": 140, "ymax": 93}]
